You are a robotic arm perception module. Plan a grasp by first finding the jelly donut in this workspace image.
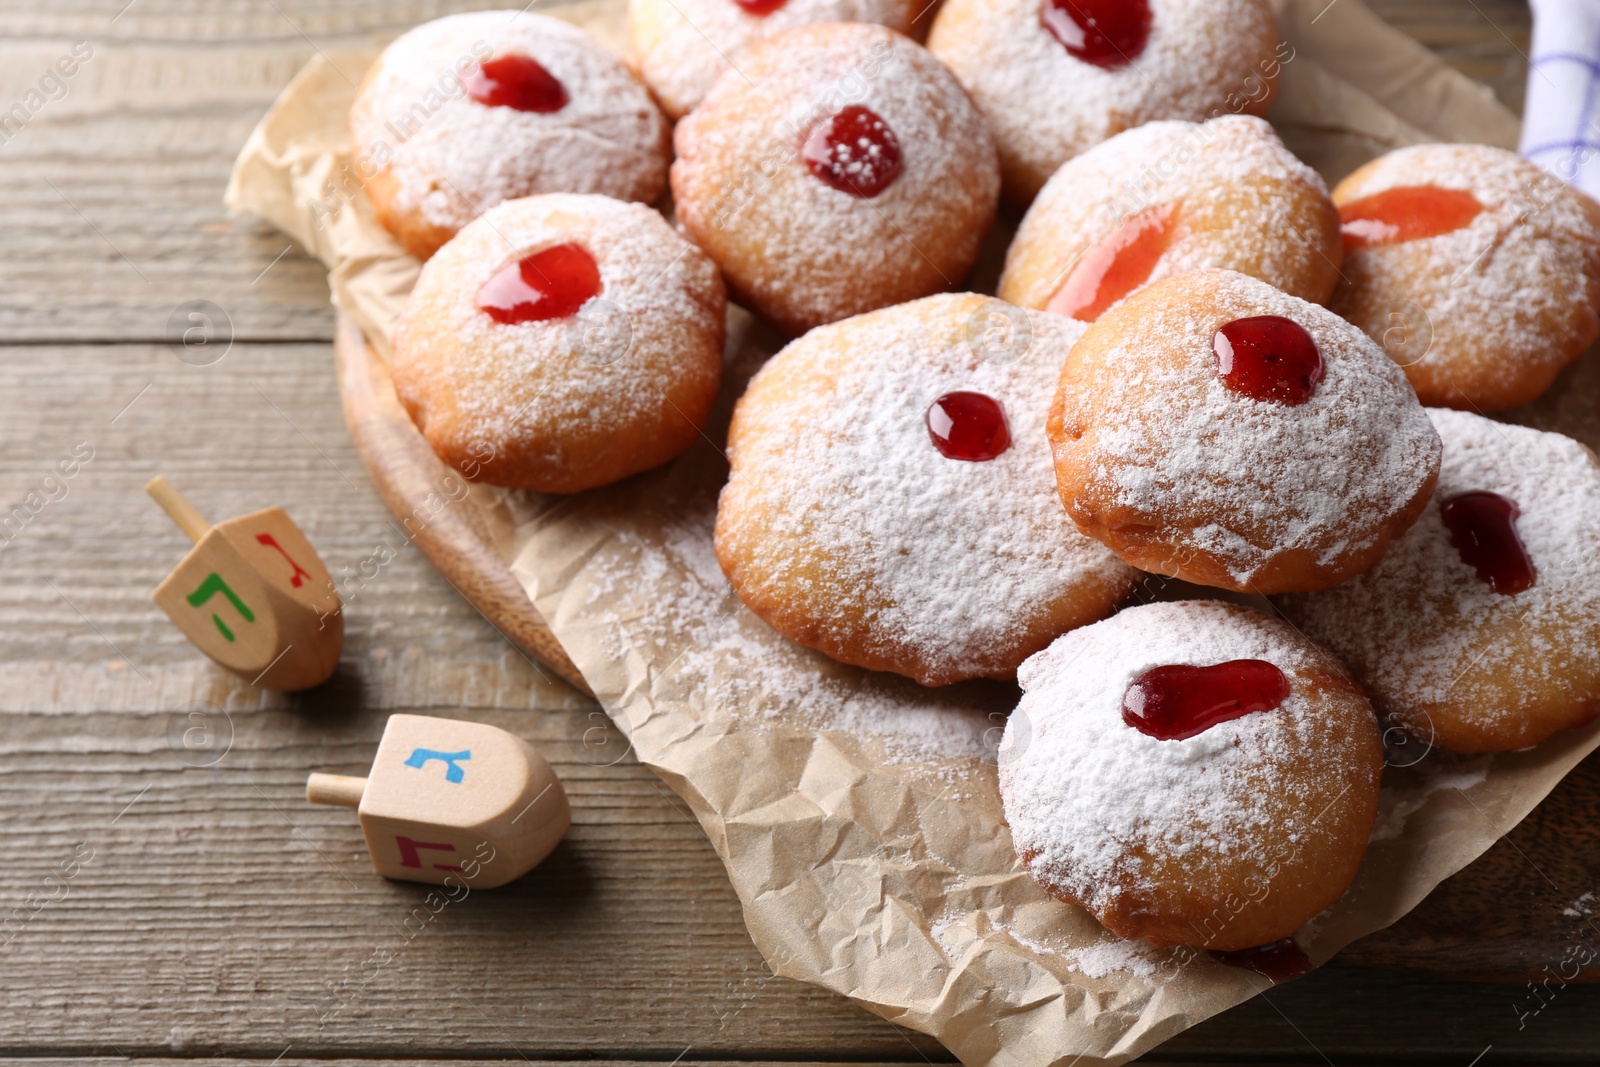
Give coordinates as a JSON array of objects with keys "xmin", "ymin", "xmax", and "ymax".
[
  {"xmin": 1278, "ymin": 409, "xmax": 1600, "ymax": 753},
  {"xmin": 928, "ymin": 0, "xmax": 1281, "ymax": 204},
  {"xmin": 1049, "ymin": 269, "xmax": 1441, "ymax": 594},
  {"xmin": 391, "ymin": 194, "xmax": 726, "ymax": 493},
  {"xmin": 672, "ymin": 23, "xmax": 1001, "ymax": 336},
  {"xmin": 1330, "ymin": 143, "xmax": 1600, "ymax": 412},
  {"xmin": 999, "ymin": 600, "xmax": 1383, "ymax": 951},
  {"xmin": 628, "ymin": 0, "xmax": 919, "ymax": 119},
  {"xmin": 715, "ymin": 293, "xmax": 1139, "ymax": 686},
  {"xmin": 350, "ymin": 12, "xmax": 670, "ymax": 260},
  {"xmin": 1000, "ymin": 116, "xmax": 1342, "ymax": 321}
]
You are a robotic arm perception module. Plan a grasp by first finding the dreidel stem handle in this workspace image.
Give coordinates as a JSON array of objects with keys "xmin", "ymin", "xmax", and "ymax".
[
  {"xmin": 146, "ymin": 476, "xmax": 212, "ymax": 544},
  {"xmin": 307, "ymin": 773, "xmax": 368, "ymax": 808}
]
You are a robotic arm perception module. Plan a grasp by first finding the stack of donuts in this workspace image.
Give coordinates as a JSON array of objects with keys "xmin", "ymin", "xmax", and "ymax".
[{"xmin": 366, "ymin": 3, "xmax": 1600, "ymax": 966}]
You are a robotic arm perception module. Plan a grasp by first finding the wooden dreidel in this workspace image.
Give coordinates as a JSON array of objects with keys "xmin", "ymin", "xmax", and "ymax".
[
  {"xmin": 147, "ymin": 476, "xmax": 342, "ymax": 691},
  {"xmin": 306, "ymin": 714, "xmax": 569, "ymax": 888}
]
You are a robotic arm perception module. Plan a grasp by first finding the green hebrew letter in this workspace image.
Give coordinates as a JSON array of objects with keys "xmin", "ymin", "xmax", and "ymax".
[{"xmin": 186, "ymin": 572, "xmax": 255, "ymax": 642}]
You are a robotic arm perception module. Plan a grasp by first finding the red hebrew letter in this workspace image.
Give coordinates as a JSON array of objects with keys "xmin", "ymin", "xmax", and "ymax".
[
  {"xmin": 256, "ymin": 532, "xmax": 313, "ymax": 588},
  {"xmin": 394, "ymin": 835, "xmax": 463, "ymax": 872}
]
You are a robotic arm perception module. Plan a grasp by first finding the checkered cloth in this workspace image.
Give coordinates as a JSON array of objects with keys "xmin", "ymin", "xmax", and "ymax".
[{"xmin": 1521, "ymin": 0, "xmax": 1600, "ymax": 197}]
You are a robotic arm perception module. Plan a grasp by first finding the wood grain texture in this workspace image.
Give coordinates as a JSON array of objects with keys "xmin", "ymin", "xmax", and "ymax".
[{"xmin": 4, "ymin": 1, "xmax": 1600, "ymax": 1064}]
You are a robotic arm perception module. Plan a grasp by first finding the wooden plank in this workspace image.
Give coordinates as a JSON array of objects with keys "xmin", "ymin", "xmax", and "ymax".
[
  {"xmin": 1366, "ymin": 0, "xmax": 1532, "ymax": 110},
  {"xmin": 0, "ymin": 0, "xmax": 1521, "ymax": 59},
  {"xmin": 5, "ymin": 703, "xmax": 1600, "ymax": 1062}
]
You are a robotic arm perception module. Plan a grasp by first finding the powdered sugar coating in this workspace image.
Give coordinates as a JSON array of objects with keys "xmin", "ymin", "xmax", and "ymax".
[
  {"xmin": 999, "ymin": 116, "xmax": 1340, "ymax": 313},
  {"xmin": 999, "ymin": 600, "xmax": 1382, "ymax": 948},
  {"xmin": 672, "ymin": 23, "xmax": 1000, "ymax": 335},
  {"xmin": 1050, "ymin": 269, "xmax": 1441, "ymax": 593},
  {"xmin": 392, "ymin": 193, "xmax": 725, "ymax": 493},
  {"xmin": 1278, "ymin": 408, "xmax": 1600, "ymax": 752},
  {"xmin": 927, "ymin": 0, "xmax": 1280, "ymax": 202},
  {"xmin": 627, "ymin": 0, "xmax": 917, "ymax": 118},
  {"xmin": 1331, "ymin": 143, "xmax": 1600, "ymax": 412},
  {"xmin": 715, "ymin": 293, "xmax": 1138, "ymax": 686},
  {"xmin": 351, "ymin": 12, "xmax": 669, "ymax": 251}
]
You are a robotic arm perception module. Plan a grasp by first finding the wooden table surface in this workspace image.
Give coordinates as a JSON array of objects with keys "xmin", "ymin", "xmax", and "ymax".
[{"xmin": 3, "ymin": 1, "xmax": 1597, "ymax": 1065}]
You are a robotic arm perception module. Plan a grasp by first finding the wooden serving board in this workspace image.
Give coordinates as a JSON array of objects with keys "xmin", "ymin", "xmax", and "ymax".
[{"xmin": 333, "ymin": 309, "xmax": 1600, "ymax": 982}]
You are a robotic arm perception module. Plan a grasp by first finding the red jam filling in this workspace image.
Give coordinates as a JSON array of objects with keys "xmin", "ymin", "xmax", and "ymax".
[
  {"xmin": 1212, "ymin": 938, "xmax": 1312, "ymax": 983},
  {"xmin": 477, "ymin": 244, "xmax": 602, "ymax": 325},
  {"xmin": 1122, "ymin": 660, "xmax": 1290, "ymax": 741},
  {"xmin": 733, "ymin": 0, "xmax": 788, "ymax": 14},
  {"xmin": 926, "ymin": 392, "xmax": 1011, "ymax": 461},
  {"xmin": 463, "ymin": 54, "xmax": 569, "ymax": 113},
  {"xmin": 1045, "ymin": 203, "xmax": 1177, "ymax": 322},
  {"xmin": 1039, "ymin": 0, "xmax": 1151, "ymax": 69},
  {"xmin": 802, "ymin": 105, "xmax": 903, "ymax": 198},
  {"xmin": 1213, "ymin": 316, "xmax": 1324, "ymax": 406},
  {"xmin": 1339, "ymin": 186, "xmax": 1483, "ymax": 252},
  {"xmin": 1440, "ymin": 491, "xmax": 1536, "ymax": 595}
]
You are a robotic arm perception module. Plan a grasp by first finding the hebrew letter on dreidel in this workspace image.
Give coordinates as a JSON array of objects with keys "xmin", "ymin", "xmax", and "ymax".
[
  {"xmin": 255, "ymin": 532, "xmax": 312, "ymax": 588},
  {"xmin": 395, "ymin": 835, "xmax": 464, "ymax": 871},
  {"xmin": 186, "ymin": 572, "xmax": 254, "ymax": 642},
  {"xmin": 403, "ymin": 748, "xmax": 471, "ymax": 784}
]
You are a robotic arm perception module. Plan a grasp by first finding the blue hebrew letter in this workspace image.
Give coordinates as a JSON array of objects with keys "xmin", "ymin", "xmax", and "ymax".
[{"xmin": 403, "ymin": 747, "xmax": 472, "ymax": 784}]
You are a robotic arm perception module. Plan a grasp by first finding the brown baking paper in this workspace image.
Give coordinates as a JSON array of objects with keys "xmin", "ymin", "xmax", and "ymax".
[{"xmin": 226, "ymin": 2, "xmax": 1600, "ymax": 1062}]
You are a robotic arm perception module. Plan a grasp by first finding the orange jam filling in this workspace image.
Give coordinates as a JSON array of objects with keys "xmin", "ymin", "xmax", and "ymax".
[
  {"xmin": 1339, "ymin": 185, "xmax": 1483, "ymax": 251},
  {"xmin": 1046, "ymin": 203, "xmax": 1177, "ymax": 322}
]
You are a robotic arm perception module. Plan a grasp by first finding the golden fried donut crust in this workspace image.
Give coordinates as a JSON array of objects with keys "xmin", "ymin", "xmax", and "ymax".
[
  {"xmin": 928, "ymin": 0, "xmax": 1280, "ymax": 205},
  {"xmin": 1000, "ymin": 601, "xmax": 1383, "ymax": 951},
  {"xmin": 1278, "ymin": 408, "xmax": 1600, "ymax": 753},
  {"xmin": 1048, "ymin": 270, "xmax": 1442, "ymax": 594},
  {"xmin": 391, "ymin": 193, "xmax": 725, "ymax": 494},
  {"xmin": 671, "ymin": 23, "xmax": 1000, "ymax": 336},
  {"xmin": 626, "ymin": 0, "xmax": 920, "ymax": 119},
  {"xmin": 350, "ymin": 11, "xmax": 670, "ymax": 261},
  {"xmin": 999, "ymin": 116, "xmax": 1341, "ymax": 317},
  {"xmin": 1329, "ymin": 143, "xmax": 1600, "ymax": 413},
  {"xmin": 715, "ymin": 293, "xmax": 1137, "ymax": 685}
]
